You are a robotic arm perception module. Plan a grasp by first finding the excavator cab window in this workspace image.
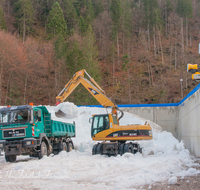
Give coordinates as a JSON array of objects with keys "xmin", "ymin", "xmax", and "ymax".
[{"xmin": 91, "ymin": 115, "xmax": 109, "ymax": 136}]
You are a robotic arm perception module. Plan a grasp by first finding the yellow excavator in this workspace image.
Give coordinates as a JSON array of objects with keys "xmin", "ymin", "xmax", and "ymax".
[
  {"xmin": 187, "ymin": 64, "xmax": 200, "ymax": 80},
  {"xmin": 56, "ymin": 69, "xmax": 153, "ymax": 156}
]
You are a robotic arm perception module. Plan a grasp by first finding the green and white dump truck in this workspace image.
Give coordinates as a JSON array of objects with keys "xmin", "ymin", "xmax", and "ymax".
[{"xmin": 0, "ymin": 105, "xmax": 75, "ymax": 162}]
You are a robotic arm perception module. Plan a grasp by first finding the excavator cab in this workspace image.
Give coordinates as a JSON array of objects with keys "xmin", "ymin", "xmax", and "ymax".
[
  {"xmin": 91, "ymin": 113, "xmax": 119, "ymax": 139},
  {"xmin": 91, "ymin": 114, "xmax": 110, "ymax": 137}
]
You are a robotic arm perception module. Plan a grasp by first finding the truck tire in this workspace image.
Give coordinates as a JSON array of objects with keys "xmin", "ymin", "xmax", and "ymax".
[
  {"xmin": 38, "ymin": 141, "xmax": 47, "ymax": 159},
  {"xmin": 62, "ymin": 142, "xmax": 67, "ymax": 151},
  {"xmin": 5, "ymin": 155, "xmax": 17, "ymax": 162},
  {"xmin": 67, "ymin": 142, "xmax": 73, "ymax": 152}
]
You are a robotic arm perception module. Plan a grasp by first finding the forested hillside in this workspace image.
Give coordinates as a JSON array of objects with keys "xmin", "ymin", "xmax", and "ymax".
[{"xmin": 0, "ymin": 0, "xmax": 199, "ymax": 106}]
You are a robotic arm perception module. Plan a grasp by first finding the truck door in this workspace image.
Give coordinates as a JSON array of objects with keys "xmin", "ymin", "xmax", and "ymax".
[{"xmin": 33, "ymin": 108, "xmax": 44, "ymax": 136}]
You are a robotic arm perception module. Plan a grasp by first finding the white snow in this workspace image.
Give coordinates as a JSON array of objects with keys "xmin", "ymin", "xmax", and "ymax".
[
  {"xmin": 168, "ymin": 176, "xmax": 177, "ymax": 185},
  {"xmin": 0, "ymin": 102, "xmax": 199, "ymax": 189}
]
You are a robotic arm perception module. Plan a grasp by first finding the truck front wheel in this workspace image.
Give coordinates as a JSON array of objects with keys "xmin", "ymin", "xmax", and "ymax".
[
  {"xmin": 5, "ymin": 155, "xmax": 16, "ymax": 162},
  {"xmin": 38, "ymin": 141, "xmax": 47, "ymax": 159}
]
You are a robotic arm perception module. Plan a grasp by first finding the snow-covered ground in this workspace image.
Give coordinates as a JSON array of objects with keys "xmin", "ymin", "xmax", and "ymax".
[{"xmin": 0, "ymin": 102, "xmax": 199, "ymax": 189}]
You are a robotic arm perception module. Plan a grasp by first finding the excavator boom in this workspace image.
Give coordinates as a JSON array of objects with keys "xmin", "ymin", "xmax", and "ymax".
[{"xmin": 56, "ymin": 69, "xmax": 123, "ymax": 119}]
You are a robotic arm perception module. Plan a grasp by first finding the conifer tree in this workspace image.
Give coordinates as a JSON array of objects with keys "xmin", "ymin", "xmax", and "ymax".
[
  {"xmin": 47, "ymin": 2, "xmax": 67, "ymax": 38},
  {"xmin": 14, "ymin": 0, "xmax": 34, "ymax": 43},
  {"xmin": 0, "ymin": 6, "xmax": 7, "ymax": 30},
  {"xmin": 143, "ymin": 0, "xmax": 163, "ymax": 29},
  {"xmin": 110, "ymin": 0, "xmax": 121, "ymax": 64},
  {"xmin": 177, "ymin": 0, "xmax": 193, "ymax": 18},
  {"xmin": 110, "ymin": 0, "xmax": 121, "ymax": 36},
  {"xmin": 78, "ymin": 0, "xmax": 95, "ymax": 34},
  {"xmin": 83, "ymin": 25, "xmax": 100, "ymax": 79},
  {"xmin": 66, "ymin": 25, "xmax": 100, "ymax": 105},
  {"xmin": 93, "ymin": 0, "xmax": 104, "ymax": 18},
  {"xmin": 62, "ymin": 0, "xmax": 78, "ymax": 33}
]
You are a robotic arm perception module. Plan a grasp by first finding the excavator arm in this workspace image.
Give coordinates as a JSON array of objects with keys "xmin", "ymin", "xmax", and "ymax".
[{"xmin": 56, "ymin": 70, "xmax": 124, "ymax": 120}]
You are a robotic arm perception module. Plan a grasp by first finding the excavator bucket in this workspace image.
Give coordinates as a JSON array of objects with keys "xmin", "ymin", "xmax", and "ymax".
[
  {"xmin": 55, "ymin": 110, "xmax": 67, "ymax": 118},
  {"xmin": 55, "ymin": 101, "xmax": 67, "ymax": 118},
  {"xmin": 55, "ymin": 102, "xmax": 78, "ymax": 118}
]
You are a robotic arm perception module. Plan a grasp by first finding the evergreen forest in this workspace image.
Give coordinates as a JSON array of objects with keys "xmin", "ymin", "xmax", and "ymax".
[{"xmin": 0, "ymin": 0, "xmax": 199, "ymax": 106}]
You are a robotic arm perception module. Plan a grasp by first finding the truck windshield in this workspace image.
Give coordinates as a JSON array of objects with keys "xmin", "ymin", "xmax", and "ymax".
[{"xmin": 0, "ymin": 109, "xmax": 31, "ymax": 124}]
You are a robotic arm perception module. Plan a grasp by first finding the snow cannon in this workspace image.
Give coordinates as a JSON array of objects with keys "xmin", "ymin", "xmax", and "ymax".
[{"xmin": 187, "ymin": 63, "xmax": 200, "ymax": 80}]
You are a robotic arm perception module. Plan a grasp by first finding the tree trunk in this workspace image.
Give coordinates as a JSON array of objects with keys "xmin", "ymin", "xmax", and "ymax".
[
  {"xmin": 159, "ymin": 30, "xmax": 164, "ymax": 65},
  {"xmin": 165, "ymin": 0, "xmax": 167, "ymax": 36},
  {"xmin": 153, "ymin": 27, "xmax": 156, "ymax": 57},
  {"xmin": 5, "ymin": 71, "xmax": 12, "ymax": 105},
  {"xmin": 123, "ymin": 31, "xmax": 125, "ymax": 56},
  {"xmin": 8, "ymin": 0, "xmax": 10, "ymax": 15},
  {"xmin": 190, "ymin": 23, "xmax": 192, "ymax": 48},
  {"xmin": 113, "ymin": 51, "xmax": 115, "ymax": 88},
  {"xmin": 128, "ymin": 66, "xmax": 131, "ymax": 104},
  {"xmin": 148, "ymin": 23, "xmax": 150, "ymax": 50},
  {"xmin": 0, "ymin": 59, "xmax": 3, "ymax": 105},
  {"xmin": 23, "ymin": 13, "xmax": 25, "ymax": 44},
  {"xmin": 175, "ymin": 40, "xmax": 177, "ymax": 70},
  {"xmin": 117, "ymin": 32, "xmax": 119, "ymax": 65},
  {"xmin": 23, "ymin": 73, "xmax": 27, "ymax": 104},
  {"xmin": 170, "ymin": 41, "xmax": 172, "ymax": 70},
  {"xmin": 186, "ymin": 17, "xmax": 188, "ymax": 49},
  {"xmin": 157, "ymin": 30, "xmax": 159, "ymax": 58},
  {"xmin": 127, "ymin": 39, "xmax": 130, "ymax": 59},
  {"xmin": 181, "ymin": 18, "xmax": 184, "ymax": 54}
]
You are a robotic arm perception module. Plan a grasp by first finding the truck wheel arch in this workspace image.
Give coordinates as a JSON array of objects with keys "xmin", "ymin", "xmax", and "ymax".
[{"xmin": 39, "ymin": 133, "xmax": 50, "ymax": 155}]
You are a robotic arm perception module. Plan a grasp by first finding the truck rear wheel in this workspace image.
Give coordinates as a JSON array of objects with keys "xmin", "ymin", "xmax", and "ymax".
[
  {"xmin": 38, "ymin": 141, "xmax": 47, "ymax": 159},
  {"xmin": 67, "ymin": 142, "xmax": 73, "ymax": 152},
  {"xmin": 62, "ymin": 142, "xmax": 67, "ymax": 151},
  {"xmin": 5, "ymin": 155, "xmax": 17, "ymax": 162}
]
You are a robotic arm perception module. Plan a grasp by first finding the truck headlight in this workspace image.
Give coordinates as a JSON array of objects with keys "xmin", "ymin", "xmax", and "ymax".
[
  {"xmin": 26, "ymin": 141, "xmax": 31, "ymax": 145},
  {"xmin": 0, "ymin": 144, "xmax": 3, "ymax": 148}
]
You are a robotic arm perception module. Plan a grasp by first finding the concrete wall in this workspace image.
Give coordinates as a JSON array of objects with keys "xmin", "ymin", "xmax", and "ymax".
[
  {"xmin": 177, "ymin": 89, "xmax": 200, "ymax": 156},
  {"xmin": 118, "ymin": 85, "xmax": 200, "ymax": 157},
  {"xmin": 120, "ymin": 106, "xmax": 178, "ymax": 137}
]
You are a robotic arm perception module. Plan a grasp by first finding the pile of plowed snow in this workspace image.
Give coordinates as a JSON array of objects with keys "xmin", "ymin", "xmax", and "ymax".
[{"xmin": 0, "ymin": 102, "xmax": 199, "ymax": 189}]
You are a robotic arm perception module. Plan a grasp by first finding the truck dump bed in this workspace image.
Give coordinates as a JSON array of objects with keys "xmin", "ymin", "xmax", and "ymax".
[{"xmin": 35, "ymin": 106, "xmax": 75, "ymax": 138}]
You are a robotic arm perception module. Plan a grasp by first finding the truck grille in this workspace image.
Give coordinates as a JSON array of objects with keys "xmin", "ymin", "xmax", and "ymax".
[{"xmin": 3, "ymin": 128, "xmax": 25, "ymax": 138}]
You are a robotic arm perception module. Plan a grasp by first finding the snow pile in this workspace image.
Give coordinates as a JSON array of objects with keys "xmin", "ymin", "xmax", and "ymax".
[
  {"xmin": 53, "ymin": 102, "xmax": 79, "ymax": 118},
  {"xmin": 0, "ymin": 102, "xmax": 199, "ymax": 189},
  {"xmin": 168, "ymin": 176, "xmax": 177, "ymax": 185}
]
